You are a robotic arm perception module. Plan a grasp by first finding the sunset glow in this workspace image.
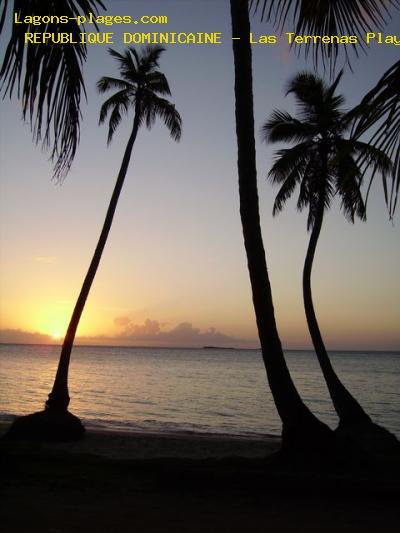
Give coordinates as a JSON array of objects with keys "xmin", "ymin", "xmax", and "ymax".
[{"xmin": 0, "ymin": 1, "xmax": 399, "ymax": 351}]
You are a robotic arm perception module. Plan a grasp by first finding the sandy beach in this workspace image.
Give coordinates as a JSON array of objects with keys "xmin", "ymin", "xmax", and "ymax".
[{"xmin": 2, "ymin": 422, "xmax": 400, "ymax": 533}]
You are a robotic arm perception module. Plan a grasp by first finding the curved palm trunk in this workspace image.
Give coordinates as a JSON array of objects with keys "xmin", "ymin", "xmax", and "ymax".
[
  {"xmin": 46, "ymin": 112, "xmax": 141, "ymax": 411},
  {"xmin": 230, "ymin": 0, "xmax": 331, "ymax": 449},
  {"xmin": 303, "ymin": 197, "xmax": 371, "ymax": 426}
]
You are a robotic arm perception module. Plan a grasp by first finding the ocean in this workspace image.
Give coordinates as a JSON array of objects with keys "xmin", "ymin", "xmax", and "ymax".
[{"xmin": 0, "ymin": 344, "xmax": 399, "ymax": 438}]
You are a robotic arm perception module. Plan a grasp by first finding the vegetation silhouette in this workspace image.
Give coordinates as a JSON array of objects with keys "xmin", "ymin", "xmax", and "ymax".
[
  {"xmin": 250, "ymin": 0, "xmax": 400, "ymax": 214},
  {"xmin": 230, "ymin": 0, "xmax": 333, "ymax": 454},
  {"xmin": 231, "ymin": 0, "xmax": 400, "ymax": 455},
  {"xmin": 353, "ymin": 61, "xmax": 400, "ymax": 219},
  {"xmin": 0, "ymin": 0, "xmax": 106, "ymax": 179},
  {"xmin": 5, "ymin": 45, "xmax": 182, "ymax": 441},
  {"xmin": 250, "ymin": 0, "xmax": 400, "ymax": 71},
  {"xmin": 0, "ymin": 0, "xmax": 398, "ymax": 454},
  {"xmin": 263, "ymin": 71, "xmax": 399, "ymax": 452}
]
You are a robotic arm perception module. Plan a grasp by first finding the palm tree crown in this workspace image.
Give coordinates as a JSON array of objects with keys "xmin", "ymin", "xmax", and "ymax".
[
  {"xmin": 0, "ymin": 0, "xmax": 106, "ymax": 179},
  {"xmin": 98, "ymin": 45, "xmax": 182, "ymax": 144},
  {"xmin": 263, "ymin": 71, "xmax": 390, "ymax": 229}
]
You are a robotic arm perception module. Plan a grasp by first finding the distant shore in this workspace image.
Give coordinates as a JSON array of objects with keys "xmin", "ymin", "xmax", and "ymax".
[{"xmin": 1, "ymin": 341, "xmax": 399, "ymax": 352}]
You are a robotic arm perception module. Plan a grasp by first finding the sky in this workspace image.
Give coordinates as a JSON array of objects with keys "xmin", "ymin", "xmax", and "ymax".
[{"xmin": 0, "ymin": 0, "xmax": 399, "ymax": 350}]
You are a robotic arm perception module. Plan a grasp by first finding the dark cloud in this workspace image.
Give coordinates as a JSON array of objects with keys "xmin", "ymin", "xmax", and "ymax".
[
  {"xmin": 112, "ymin": 318, "xmax": 253, "ymax": 348},
  {"xmin": 0, "ymin": 319, "xmax": 258, "ymax": 348},
  {"xmin": 0, "ymin": 329, "xmax": 54, "ymax": 345}
]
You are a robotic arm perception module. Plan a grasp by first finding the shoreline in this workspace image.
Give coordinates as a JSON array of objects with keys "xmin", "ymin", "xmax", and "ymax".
[
  {"xmin": 2, "ymin": 422, "xmax": 400, "ymax": 532},
  {"xmin": 1, "ymin": 341, "xmax": 398, "ymax": 352},
  {"xmin": 1, "ymin": 419, "xmax": 281, "ymax": 460}
]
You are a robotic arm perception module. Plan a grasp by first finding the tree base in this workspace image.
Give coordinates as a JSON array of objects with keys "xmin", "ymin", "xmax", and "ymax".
[
  {"xmin": 3, "ymin": 409, "xmax": 85, "ymax": 442},
  {"xmin": 279, "ymin": 414, "xmax": 337, "ymax": 467},
  {"xmin": 336, "ymin": 420, "xmax": 400, "ymax": 456}
]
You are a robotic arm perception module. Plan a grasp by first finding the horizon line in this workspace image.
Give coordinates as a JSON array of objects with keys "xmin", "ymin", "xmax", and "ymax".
[{"xmin": 0, "ymin": 342, "xmax": 398, "ymax": 354}]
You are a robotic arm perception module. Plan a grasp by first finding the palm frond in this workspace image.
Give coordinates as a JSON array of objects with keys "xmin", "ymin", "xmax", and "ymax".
[
  {"xmin": 108, "ymin": 48, "xmax": 129, "ymax": 68},
  {"xmin": 98, "ymin": 88, "xmax": 131, "ymax": 126},
  {"xmin": 286, "ymin": 71, "xmax": 347, "ymax": 127},
  {"xmin": 97, "ymin": 76, "xmax": 133, "ymax": 94},
  {"xmin": 334, "ymin": 160, "xmax": 366, "ymax": 222},
  {"xmin": 306, "ymin": 169, "xmax": 334, "ymax": 230},
  {"xmin": 0, "ymin": 0, "xmax": 8, "ymax": 33},
  {"xmin": 272, "ymin": 164, "xmax": 307, "ymax": 215},
  {"xmin": 106, "ymin": 104, "xmax": 126, "ymax": 145},
  {"xmin": 144, "ymin": 72, "xmax": 171, "ymax": 96},
  {"xmin": 143, "ymin": 94, "xmax": 182, "ymax": 142},
  {"xmin": 286, "ymin": 71, "xmax": 326, "ymax": 106},
  {"xmin": 353, "ymin": 61, "xmax": 400, "ymax": 217},
  {"xmin": 250, "ymin": 0, "xmax": 400, "ymax": 72},
  {"xmin": 352, "ymin": 139, "xmax": 393, "ymax": 175},
  {"xmin": 268, "ymin": 143, "xmax": 311, "ymax": 184},
  {"xmin": 262, "ymin": 109, "xmax": 316, "ymax": 143},
  {"xmin": 138, "ymin": 45, "xmax": 166, "ymax": 73},
  {"xmin": 0, "ymin": 0, "xmax": 105, "ymax": 180}
]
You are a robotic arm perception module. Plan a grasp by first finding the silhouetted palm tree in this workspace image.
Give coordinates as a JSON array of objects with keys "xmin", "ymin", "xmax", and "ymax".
[
  {"xmin": 262, "ymin": 71, "xmax": 392, "ymax": 428},
  {"xmin": 230, "ymin": 0, "xmax": 332, "ymax": 451},
  {"xmin": 47, "ymin": 44, "xmax": 182, "ymax": 408},
  {"xmin": 0, "ymin": 0, "xmax": 105, "ymax": 179},
  {"xmin": 7, "ymin": 45, "xmax": 181, "ymax": 441},
  {"xmin": 250, "ymin": 1, "xmax": 400, "ymax": 215},
  {"xmin": 230, "ymin": 0, "xmax": 399, "ymax": 452}
]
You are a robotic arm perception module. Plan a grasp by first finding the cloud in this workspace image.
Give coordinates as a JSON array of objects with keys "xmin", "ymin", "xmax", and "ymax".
[
  {"xmin": 0, "ymin": 318, "xmax": 258, "ymax": 349},
  {"xmin": 114, "ymin": 316, "xmax": 132, "ymax": 327},
  {"xmin": 0, "ymin": 329, "xmax": 54, "ymax": 345},
  {"xmin": 111, "ymin": 317, "xmax": 254, "ymax": 348}
]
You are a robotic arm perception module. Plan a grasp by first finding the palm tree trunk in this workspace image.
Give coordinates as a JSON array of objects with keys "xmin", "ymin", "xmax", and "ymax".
[
  {"xmin": 230, "ymin": 0, "xmax": 331, "ymax": 449},
  {"xmin": 46, "ymin": 112, "xmax": 141, "ymax": 411},
  {"xmin": 303, "ymin": 196, "xmax": 371, "ymax": 426}
]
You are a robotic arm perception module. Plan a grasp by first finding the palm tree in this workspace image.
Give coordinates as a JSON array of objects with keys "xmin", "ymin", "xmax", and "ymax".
[
  {"xmin": 230, "ymin": 0, "xmax": 332, "ymax": 452},
  {"xmin": 250, "ymin": 1, "xmax": 400, "ymax": 213},
  {"xmin": 230, "ymin": 0, "xmax": 399, "ymax": 452},
  {"xmin": 0, "ymin": 0, "xmax": 106, "ymax": 179},
  {"xmin": 262, "ymin": 71, "xmax": 392, "ymax": 429},
  {"xmin": 7, "ymin": 45, "xmax": 182, "ymax": 441}
]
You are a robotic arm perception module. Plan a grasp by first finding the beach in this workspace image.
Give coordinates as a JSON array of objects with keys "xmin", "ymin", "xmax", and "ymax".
[
  {"xmin": 2, "ymin": 423, "xmax": 400, "ymax": 533},
  {"xmin": 1, "ymin": 347, "xmax": 400, "ymax": 531}
]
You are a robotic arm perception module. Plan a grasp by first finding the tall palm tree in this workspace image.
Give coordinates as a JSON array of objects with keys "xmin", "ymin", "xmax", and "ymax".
[
  {"xmin": 0, "ymin": 0, "xmax": 106, "ymax": 179},
  {"xmin": 7, "ymin": 45, "xmax": 181, "ymax": 441},
  {"xmin": 230, "ymin": 0, "xmax": 399, "ymax": 452},
  {"xmin": 230, "ymin": 0, "xmax": 332, "ymax": 451},
  {"xmin": 262, "ymin": 71, "xmax": 392, "ymax": 428}
]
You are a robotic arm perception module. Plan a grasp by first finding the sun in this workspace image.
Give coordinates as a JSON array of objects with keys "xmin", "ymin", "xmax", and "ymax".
[{"xmin": 52, "ymin": 332, "xmax": 62, "ymax": 341}]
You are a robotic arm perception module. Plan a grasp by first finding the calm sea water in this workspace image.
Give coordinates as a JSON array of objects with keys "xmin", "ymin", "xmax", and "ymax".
[{"xmin": 0, "ymin": 344, "xmax": 399, "ymax": 438}]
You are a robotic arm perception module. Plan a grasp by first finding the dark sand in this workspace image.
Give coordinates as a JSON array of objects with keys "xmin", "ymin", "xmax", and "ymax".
[{"xmin": 1, "ymin": 423, "xmax": 399, "ymax": 532}]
